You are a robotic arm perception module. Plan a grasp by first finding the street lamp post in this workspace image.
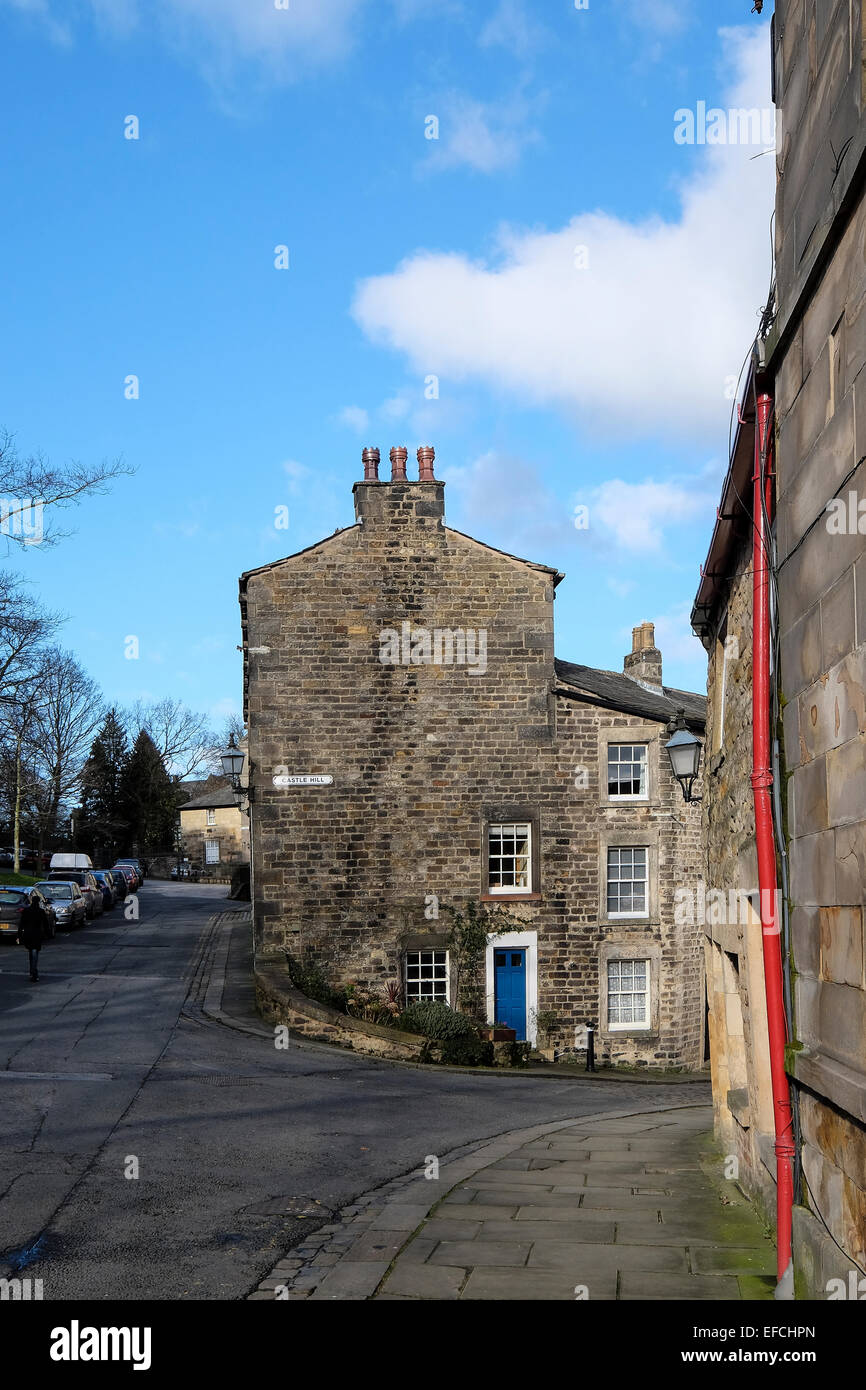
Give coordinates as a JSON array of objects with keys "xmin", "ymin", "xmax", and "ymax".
[
  {"xmin": 664, "ymin": 707, "xmax": 703, "ymax": 804},
  {"xmin": 219, "ymin": 735, "xmax": 246, "ymax": 795}
]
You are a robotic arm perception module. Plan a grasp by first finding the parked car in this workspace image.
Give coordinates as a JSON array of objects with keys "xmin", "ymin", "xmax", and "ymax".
[
  {"xmin": 35, "ymin": 880, "xmax": 88, "ymax": 931},
  {"xmin": 0, "ymin": 846, "xmax": 40, "ymax": 870},
  {"xmin": 91, "ymin": 870, "xmax": 120, "ymax": 911},
  {"xmin": 0, "ymin": 885, "xmax": 57, "ymax": 939},
  {"xmin": 47, "ymin": 869, "xmax": 102, "ymax": 919},
  {"xmin": 104, "ymin": 869, "xmax": 126, "ymax": 905},
  {"xmin": 115, "ymin": 858, "xmax": 144, "ymax": 887},
  {"xmin": 111, "ymin": 864, "xmax": 140, "ymax": 894}
]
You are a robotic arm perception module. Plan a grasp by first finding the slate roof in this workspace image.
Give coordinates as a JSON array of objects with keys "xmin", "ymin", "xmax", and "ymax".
[
  {"xmin": 554, "ymin": 658, "xmax": 706, "ymax": 730},
  {"xmin": 178, "ymin": 786, "xmax": 239, "ymax": 811}
]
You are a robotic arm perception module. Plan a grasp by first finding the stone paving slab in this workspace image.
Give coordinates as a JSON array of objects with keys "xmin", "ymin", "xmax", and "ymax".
[
  {"xmin": 248, "ymin": 1101, "xmax": 777, "ymax": 1302},
  {"xmin": 526, "ymin": 1241, "xmax": 690, "ymax": 1274}
]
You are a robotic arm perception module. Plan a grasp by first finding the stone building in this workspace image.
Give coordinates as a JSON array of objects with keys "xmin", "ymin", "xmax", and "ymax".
[
  {"xmin": 691, "ymin": 0, "xmax": 866, "ymax": 1296},
  {"xmin": 178, "ymin": 784, "xmax": 249, "ymax": 878},
  {"xmin": 691, "ymin": 370, "xmax": 779, "ymax": 1229},
  {"xmin": 240, "ymin": 446, "xmax": 706, "ymax": 1066}
]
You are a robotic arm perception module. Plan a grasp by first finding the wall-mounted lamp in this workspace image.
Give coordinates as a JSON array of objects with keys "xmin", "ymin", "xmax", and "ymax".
[{"xmin": 664, "ymin": 707, "xmax": 703, "ymax": 804}]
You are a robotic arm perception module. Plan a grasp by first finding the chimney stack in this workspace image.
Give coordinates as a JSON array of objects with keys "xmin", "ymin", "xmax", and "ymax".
[
  {"xmin": 353, "ymin": 444, "xmax": 445, "ymax": 526},
  {"xmin": 390, "ymin": 445, "xmax": 408, "ymax": 481},
  {"xmin": 361, "ymin": 446, "xmax": 380, "ymax": 481},
  {"xmin": 417, "ymin": 445, "xmax": 436, "ymax": 481},
  {"xmin": 624, "ymin": 621, "xmax": 663, "ymax": 689}
]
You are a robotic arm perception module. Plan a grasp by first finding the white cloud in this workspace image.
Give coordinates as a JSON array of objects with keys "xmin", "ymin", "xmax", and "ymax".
[
  {"xmin": 422, "ymin": 92, "xmax": 540, "ymax": 174},
  {"xmin": 607, "ymin": 577, "xmax": 636, "ymax": 598},
  {"xmin": 444, "ymin": 449, "xmax": 576, "ymax": 555},
  {"xmin": 4, "ymin": 0, "xmax": 71, "ymax": 42},
  {"xmin": 479, "ymin": 0, "xmax": 548, "ymax": 58},
  {"xmin": 210, "ymin": 694, "xmax": 241, "ymax": 721},
  {"xmin": 624, "ymin": 0, "xmax": 692, "ymax": 37},
  {"xmin": 646, "ymin": 602, "xmax": 708, "ymax": 680},
  {"xmin": 354, "ymin": 26, "xmax": 773, "ymax": 441},
  {"xmin": 337, "ymin": 405, "xmax": 370, "ymax": 433},
  {"xmin": 282, "ymin": 458, "xmax": 311, "ymax": 492},
  {"xmin": 590, "ymin": 477, "xmax": 714, "ymax": 555},
  {"xmin": 2, "ymin": 0, "xmax": 366, "ymax": 76}
]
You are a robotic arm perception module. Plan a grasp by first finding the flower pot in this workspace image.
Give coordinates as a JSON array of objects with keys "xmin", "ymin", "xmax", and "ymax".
[{"xmin": 480, "ymin": 1026, "xmax": 517, "ymax": 1043}]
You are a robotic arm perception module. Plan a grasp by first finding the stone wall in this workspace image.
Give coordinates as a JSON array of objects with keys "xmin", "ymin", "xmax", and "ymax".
[
  {"xmin": 241, "ymin": 476, "xmax": 705, "ymax": 1069},
  {"xmin": 769, "ymin": 0, "xmax": 866, "ymax": 1293},
  {"xmin": 701, "ymin": 536, "xmax": 777, "ymax": 1226}
]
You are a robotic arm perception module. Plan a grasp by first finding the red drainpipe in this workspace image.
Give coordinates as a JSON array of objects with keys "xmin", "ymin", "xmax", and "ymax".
[{"xmin": 752, "ymin": 390, "xmax": 795, "ymax": 1286}]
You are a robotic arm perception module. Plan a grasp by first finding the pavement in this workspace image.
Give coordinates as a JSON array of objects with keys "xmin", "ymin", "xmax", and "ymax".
[
  {"xmin": 0, "ymin": 883, "xmax": 718, "ymax": 1301},
  {"xmin": 250, "ymin": 1103, "xmax": 777, "ymax": 1301}
]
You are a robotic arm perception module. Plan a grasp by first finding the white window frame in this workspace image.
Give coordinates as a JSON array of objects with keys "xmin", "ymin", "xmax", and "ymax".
[
  {"xmin": 404, "ymin": 949, "xmax": 449, "ymax": 1003},
  {"xmin": 607, "ymin": 958, "xmax": 651, "ymax": 1031},
  {"xmin": 606, "ymin": 846, "xmax": 649, "ymax": 919},
  {"xmin": 607, "ymin": 743, "xmax": 649, "ymax": 801},
  {"xmin": 205, "ymin": 839, "xmax": 220, "ymax": 865},
  {"xmin": 487, "ymin": 821, "xmax": 533, "ymax": 895},
  {"xmin": 206, "ymin": 808, "xmax": 216, "ymax": 826}
]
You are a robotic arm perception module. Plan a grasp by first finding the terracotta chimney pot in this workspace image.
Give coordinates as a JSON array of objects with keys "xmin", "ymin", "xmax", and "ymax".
[{"xmin": 417, "ymin": 445, "xmax": 436, "ymax": 481}]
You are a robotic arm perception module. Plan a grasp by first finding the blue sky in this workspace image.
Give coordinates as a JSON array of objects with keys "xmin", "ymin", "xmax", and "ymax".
[{"xmin": 0, "ymin": 0, "xmax": 775, "ymax": 724}]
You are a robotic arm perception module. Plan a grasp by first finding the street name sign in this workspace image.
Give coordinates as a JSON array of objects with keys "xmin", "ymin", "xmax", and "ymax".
[{"xmin": 272, "ymin": 774, "xmax": 334, "ymax": 787}]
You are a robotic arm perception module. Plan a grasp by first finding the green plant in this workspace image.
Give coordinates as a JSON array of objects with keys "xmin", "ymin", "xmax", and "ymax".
[
  {"xmin": 508, "ymin": 1042, "xmax": 531, "ymax": 1067},
  {"xmin": 344, "ymin": 978, "xmax": 403, "ymax": 1026},
  {"xmin": 441, "ymin": 898, "xmax": 519, "ymax": 1017},
  {"xmin": 397, "ymin": 999, "xmax": 479, "ymax": 1039},
  {"xmin": 284, "ymin": 952, "xmax": 346, "ymax": 1011},
  {"xmin": 440, "ymin": 1035, "xmax": 494, "ymax": 1067}
]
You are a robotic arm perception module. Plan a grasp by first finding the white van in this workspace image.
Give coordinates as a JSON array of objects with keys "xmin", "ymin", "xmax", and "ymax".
[{"xmin": 49, "ymin": 852, "xmax": 94, "ymax": 871}]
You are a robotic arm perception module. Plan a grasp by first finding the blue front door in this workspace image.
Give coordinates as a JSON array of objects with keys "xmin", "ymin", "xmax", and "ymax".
[{"xmin": 494, "ymin": 948, "xmax": 527, "ymax": 1039}]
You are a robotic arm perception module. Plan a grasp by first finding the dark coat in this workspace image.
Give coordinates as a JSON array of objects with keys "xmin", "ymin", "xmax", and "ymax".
[{"xmin": 17, "ymin": 902, "xmax": 49, "ymax": 949}]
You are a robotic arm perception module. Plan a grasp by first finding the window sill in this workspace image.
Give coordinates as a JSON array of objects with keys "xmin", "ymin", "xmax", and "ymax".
[{"xmin": 481, "ymin": 893, "xmax": 541, "ymax": 903}]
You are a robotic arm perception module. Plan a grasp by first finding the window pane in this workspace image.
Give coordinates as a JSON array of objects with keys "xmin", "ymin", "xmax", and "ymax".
[
  {"xmin": 488, "ymin": 822, "xmax": 532, "ymax": 890},
  {"xmin": 607, "ymin": 846, "xmax": 649, "ymax": 914},
  {"xmin": 405, "ymin": 950, "xmax": 448, "ymax": 1002},
  {"xmin": 607, "ymin": 959, "xmax": 650, "ymax": 1029},
  {"xmin": 608, "ymin": 743, "xmax": 648, "ymax": 797}
]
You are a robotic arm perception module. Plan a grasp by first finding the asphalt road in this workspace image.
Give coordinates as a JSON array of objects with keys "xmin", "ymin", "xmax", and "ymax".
[{"xmin": 0, "ymin": 881, "xmax": 707, "ymax": 1300}]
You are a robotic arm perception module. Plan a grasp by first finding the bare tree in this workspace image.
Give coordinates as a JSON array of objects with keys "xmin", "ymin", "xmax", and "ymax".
[
  {"xmin": 204, "ymin": 714, "xmax": 247, "ymax": 775},
  {"xmin": 28, "ymin": 649, "xmax": 104, "ymax": 853},
  {"xmin": 126, "ymin": 698, "xmax": 216, "ymax": 778},
  {"xmin": 0, "ymin": 571, "xmax": 60, "ymax": 705},
  {"xmin": 0, "ymin": 428, "xmax": 131, "ymax": 550}
]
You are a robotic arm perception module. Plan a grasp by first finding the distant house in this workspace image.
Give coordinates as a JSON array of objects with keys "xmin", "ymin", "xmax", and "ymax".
[
  {"xmin": 177, "ymin": 783, "xmax": 249, "ymax": 876},
  {"xmin": 239, "ymin": 448, "xmax": 707, "ymax": 1065}
]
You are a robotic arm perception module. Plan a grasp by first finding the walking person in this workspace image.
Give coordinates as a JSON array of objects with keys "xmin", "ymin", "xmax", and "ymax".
[{"xmin": 17, "ymin": 891, "xmax": 50, "ymax": 982}]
